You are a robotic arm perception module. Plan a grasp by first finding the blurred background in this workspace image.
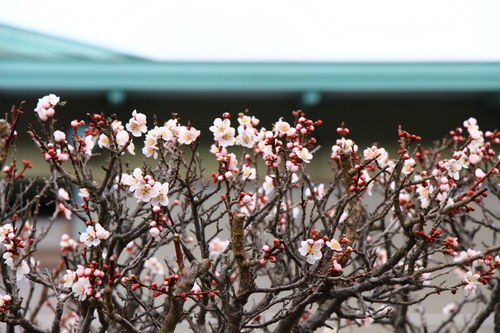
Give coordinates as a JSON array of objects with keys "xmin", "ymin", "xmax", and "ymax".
[
  {"xmin": 1, "ymin": 1, "xmax": 500, "ymax": 152},
  {"xmin": 0, "ymin": 2, "xmax": 499, "ymax": 330}
]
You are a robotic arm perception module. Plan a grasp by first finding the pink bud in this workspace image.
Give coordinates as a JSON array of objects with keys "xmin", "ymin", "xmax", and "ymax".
[{"xmin": 149, "ymin": 227, "xmax": 160, "ymax": 237}]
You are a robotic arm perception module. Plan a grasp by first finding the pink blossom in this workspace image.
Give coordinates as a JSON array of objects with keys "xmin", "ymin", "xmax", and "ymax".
[
  {"xmin": 475, "ymin": 168, "xmax": 486, "ymax": 179},
  {"xmin": 144, "ymin": 257, "xmax": 164, "ymax": 275},
  {"xmin": 331, "ymin": 259, "xmax": 342, "ymax": 272},
  {"xmin": 241, "ymin": 165, "xmax": 256, "ymax": 180},
  {"xmin": 150, "ymin": 182, "xmax": 169, "ymax": 206},
  {"xmin": 442, "ymin": 302, "xmax": 456, "ymax": 315},
  {"xmin": 326, "ymin": 239, "xmax": 342, "ymax": 252},
  {"xmin": 54, "ymin": 130, "xmax": 66, "ymax": 142},
  {"xmin": 209, "ymin": 238, "xmax": 230, "ymax": 256},
  {"xmin": 177, "ymin": 126, "xmax": 201, "ymax": 145},
  {"xmin": 80, "ymin": 224, "xmax": 108, "ymax": 247},
  {"xmin": 35, "ymin": 94, "xmax": 59, "ymax": 121},
  {"xmin": 84, "ymin": 135, "xmax": 95, "ymax": 156},
  {"xmin": 444, "ymin": 159, "xmax": 462, "ymax": 180},
  {"xmin": 134, "ymin": 182, "xmax": 160, "ymax": 203},
  {"xmin": 59, "ymin": 188, "xmax": 70, "ymax": 201},
  {"xmin": 72, "ymin": 277, "xmax": 92, "ymax": 301},
  {"xmin": 63, "ymin": 270, "xmax": 76, "ymax": 288},
  {"xmin": 402, "ymin": 158, "xmax": 416, "ymax": 175},
  {"xmin": 298, "ymin": 239, "xmax": 323, "ymax": 264},
  {"xmin": 469, "ymin": 153, "xmax": 482, "ymax": 164},
  {"xmin": 293, "ymin": 147, "xmax": 313, "ymax": 163},
  {"xmin": 149, "ymin": 227, "xmax": 160, "ymax": 237},
  {"xmin": 94, "ymin": 223, "xmax": 110, "ymax": 240},
  {"xmin": 15, "ymin": 260, "xmax": 30, "ymax": 281},
  {"xmin": 274, "ymin": 118, "xmax": 296, "ymax": 137},
  {"xmin": 126, "ymin": 110, "xmax": 148, "ymax": 137}
]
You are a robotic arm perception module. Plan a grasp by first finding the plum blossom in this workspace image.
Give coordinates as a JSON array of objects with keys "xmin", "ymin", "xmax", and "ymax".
[
  {"xmin": 416, "ymin": 182, "xmax": 433, "ymax": 208},
  {"xmin": 463, "ymin": 271, "xmax": 480, "ymax": 296},
  {"xmin": 0, "ymin": 223, "xmax": 14, "ymax": 242},
  {"xmin": 331, "ymin": 138, "xmax": 358, "ymax": 159},
  {"xmin": 469, "ymin": 153, "xmax": 482, "ymax": 165},
  {"xmin": 53, "ymin": 130, "xmax": 66, "ymax": 142},
  {"xmin": 401, "ymin": 158, "xmax": 416, "ymax": 175},
  {"xmin": 122, "ymin": 168, "xmax": 144, "ymax": 192},
  {"xmin": 475, "ymin": 168, "xmax": 486, "ymax": 180},
  {"xmin": 115, "ymin": 130, "xmax": 135, "ymax": 154},
  {"xmin": 209, "ymin": 118, "xmax": 231, "ymax": 136},
  {"xmin": 144, "ymin": 257, "xmax": 164, "ymax": 275},
  {"xmin": 262, "ymin": 175, "xmax": 275, "ymax": 196},
  {"xmin": 84, "ymin": 135, "xmax": 95, "ymax": 156},
  {"xmin": 3, "ymin": 253, "xmax": 30, "ymax": 281},
  {"xmin": 363, "ymin": 146, "xmax": 387, "ymax": 162},
  {"xmin": 95, "ymin": 223, "xmax": 110, "ymax": 240},
  {"xmin": 298, "ymin": 239, "xmax": 323, "ymax": 264},
  {"xmin": 331, "ymin": 259, "xmax": 342, "ymax": 272},
  {"xmin": 274, "ymin": 118, "xmax": 296, "ymax": 137},
  {"xmin": 305, "ymin": 184, "xmax": 326, "ymax": 201},
  {"xmin": 80, "ymin": 223, "xmax": 109, "ymax": 247},
  {"xmin": 149, "ymin": 227, "xmax": 160, "ymax": 237},
  {"xmin": 14, "ymin": 260, "xmax": 30, "ymax": 281},
  {"xmin": 326, "ymin": 239, "xmax": 342, "ymax": 252},
  {"xmin": 63, "ymin": 269, "xmax": 76, "ymax": 288},
  {"xmin": 241, "ymin": 165, "xmax": 256, "ymax": 180},
  {"xmin": 35, "ymin": 94, "xmax": 59, "ymax": 121},
  {"xmin": 456, "ymin": 249, "xmax": 482, "ymax": 268},
  {"xmin": 134, "ymin": 182, "xmax": 160, "ymax": 203},
  {"xmin": 72, "ymin": 277, "xmax": 92, "ymax": 301},
  {"xmin": 210, "ymin": 118, "xmax": 236, "ymax": 147},
  {"xmin": 444, "ymin": 159, "xmax": 463, "ymax": 180},
  {"xmin": 442, "ymin": 302, "xmax": 456, "ymax": 315},
  {"xmin": 58, "ymin": 188, "xmax": 70, "ymax": 201},
  {"xmin": 374, "ymin": 248, "xmax": 387, "ymax": 267},
  {"xmin": 126, "ymin": 110, "xmax": 148, "ymax": 137},
  {"xmin": 98, "ymin": 134, "xmax": 110, "ymax": 148},
  {"xmin": 209, "ymin": 238, "xmax": 230, "ymax": 256},
  {"xmin": 60, "ymin": 234, "xmax": 76, "ymax": 251},
  {"xmin": 150, "ymin": 182, "xmax": 169, "ymax": 206},
  {"xmin": 177, "ymin": 126, "xmax": 201, "ymax": 145},
  {"xmin": 58, "ymin": 203, "xmax": 72, "ymax": 220},
  {"xmin": 293, "ymin": 147, "xmax": 313, "ymax": 163},
  {"xmin": 235, "ymin": 131, "xmax": 255, "ymax": 148},
  {"xmin": 216, "ymin": 128, "xmax": 236, "ymax": 147}
]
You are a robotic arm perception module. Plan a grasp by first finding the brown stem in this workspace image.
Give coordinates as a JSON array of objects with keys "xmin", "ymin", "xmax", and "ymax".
[
  {"xmin": 226, "ymin": 213, "xmax": 259, "ymax": 333},
  {"xmin": 159, "ymin": 259, "xmax": 211, "ymax": 333},
  {"xmin": 338, "ymin": 149, "xmax": 362, "ymax": 265}
]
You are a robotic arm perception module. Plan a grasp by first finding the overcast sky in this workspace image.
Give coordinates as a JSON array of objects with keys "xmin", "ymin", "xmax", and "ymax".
[{"xmin": 1, "ymin": 0, "xmax": 499, "ymax": 62}]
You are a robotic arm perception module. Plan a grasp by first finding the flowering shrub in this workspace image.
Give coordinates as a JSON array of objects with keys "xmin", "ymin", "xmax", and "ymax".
[{"xmin": 0, "ymin": 95, "xmax": 499, "ymax": 332}]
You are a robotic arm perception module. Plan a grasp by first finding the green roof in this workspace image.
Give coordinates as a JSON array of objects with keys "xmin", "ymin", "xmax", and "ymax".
[
  {"xmin": 1, "ymin": 24, "xmax": 500, "ymax": 93},
  {"xmin": 0, "ymin": 24, "xmax": 144, "ymax": 61}
]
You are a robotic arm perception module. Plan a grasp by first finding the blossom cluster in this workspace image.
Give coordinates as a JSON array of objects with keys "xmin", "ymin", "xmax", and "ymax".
[
  {"xmin": 298, "ymin": 230, "xmax": 348, "ymax": 272},
  {"xmin": 9, "ymin": 94, "xmax": 499, "ymax": 332},
  {"xmin": 142, "ymin": 116, "xmax": 201, "ymax": 158},
  {"xmin": 121, "ymin": 167, "xmax": 169, "ymax": 205},
  {"xmin": 1, "ymin": 221, "xmax": 30, "ymax": 281}
]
